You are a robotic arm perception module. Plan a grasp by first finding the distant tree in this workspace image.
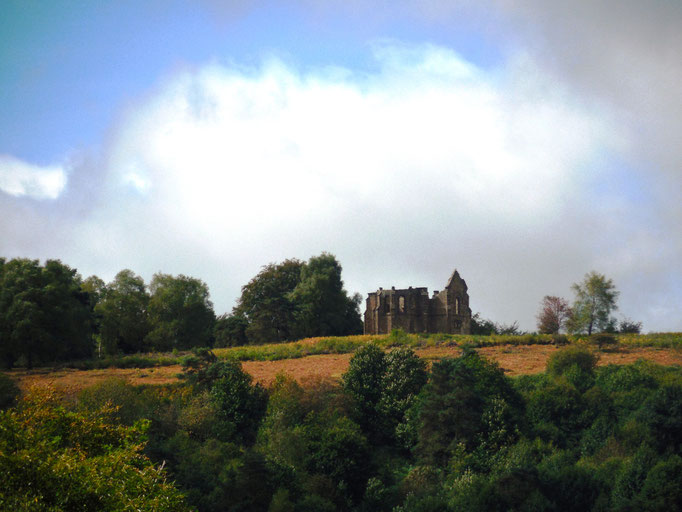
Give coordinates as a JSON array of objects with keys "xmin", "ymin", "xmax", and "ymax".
[
  {"xmin": 619, "ymin": 318, "xmax": 643, "ymax": 334},
  {"xmin": 145, "ymin": 273, "xmax": 216, "ymax": 351},
  {"xmin": 470, "ymin": 314, "xmax": 523, "ymax": 335},
  {"xmin": 536, "ymin": 296, "xmax": 572, "ymax": 334},
  {"xmin": 0, "ymin": 258, "xmax": 92, "ymax": 368},
  {"xmin": 96, "ymin": 270, "xmax": 150, "ymax": 354},
  {"xmin": 498, "ymin": 321, "xmax": 524, "ymax": 335},
  {"xmin": 568, "ymin": 272, "xmax": 619, "ymax": 335},
  {"xmin": 82, "ymin": 275, "xmax": 107, "ymax": 356},
  {"xmin": 81, "ymin": 275, "xmax": 106, "ymax": 309},
  {"xmin": 235, "ymin": 254, "xmax": 362, "ymax": 344},
  {"xmin": 234, "ymin": 259, "xmax": 304, "ymax": 343},
  {"xmin": 214, "ymin": 313, "xmax": 249, "ymax": 347},
  {"xmin": 470, "ymin": 313, "xmax": 498, "ymax": 335},
  {"xmin": 289, "ymin": 253, "xmax": 363, "ymax": 338}
]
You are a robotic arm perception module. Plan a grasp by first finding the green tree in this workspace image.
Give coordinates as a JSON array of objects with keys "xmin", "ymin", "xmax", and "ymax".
[
  {"xmin": 470, "ymin": 313, "xmax": 498, "ymax": 335},
  {"xmin": 342, "ymin": 345, "xmax": 427, "ymax": 444},
  {"xmin": 568, "ymin": 271, "xmax": 619, "ymax": 335},
  {"xmin": 234, "ymin": 259, "xmax": 305, "ymax": 343},
  {"xmin": 0, "ymin": 258, "xmax": 92, "ymax": 368},
  {"xmin": 81, "ymin": 275, "xmax": 106, "ymax": 308},
  {"xmin": 146, "ymin": 273, "xmax": 216, "ymax": 351},
  {"xmin": 214, "ymin": 313, "xmax": 249, "ymax": 347},
  {"xmin": 0, "ymin": 388, "xmax": 190, "ymax": 511},
  {"xmin": 289, "ymin": 253, "xmax": 363, "ymax": 338},
  {"xmin": 413, "ymin": 350, "xmax": 522, "ymax": 467},
  {"xmin": 96, "ymin": 270, "xmax": 150, "ymax": 354},
  {"xmin": 186, "ymin": 359, "xmax": 268, "ymax": 444}
]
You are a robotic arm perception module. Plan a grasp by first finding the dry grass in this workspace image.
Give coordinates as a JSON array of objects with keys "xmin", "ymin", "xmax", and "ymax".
[{"xmin": 7, "ymin": 344, "xmax": 682, "ymax": 393}]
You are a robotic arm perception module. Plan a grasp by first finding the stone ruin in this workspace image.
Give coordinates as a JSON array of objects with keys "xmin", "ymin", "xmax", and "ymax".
[{"xmin": 364, "ymin": 269, "xmax": 472, "ymax": 335}]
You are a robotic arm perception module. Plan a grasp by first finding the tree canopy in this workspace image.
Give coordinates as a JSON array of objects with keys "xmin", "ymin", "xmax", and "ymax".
[
  {"xmin": 234, "ymin": 253, "xmax": 362, "ymax": 344},
  {"xmin": 568, "ymin": 271, "xmax": 619, "ymax": 335},
  {"xmin": 0, "ymin": 258, "xmax": 92, "ymax": 368},
  {"xmin": 536, "ymin": 295, "xmax": 572, "ymax": 334},
  {"xmin": 146, "ymin": 273, "xmax": 216, "ymax": 350},
  {"xmin": 96, "ymin": 269, "xmax": 150, "ymax": 354}
]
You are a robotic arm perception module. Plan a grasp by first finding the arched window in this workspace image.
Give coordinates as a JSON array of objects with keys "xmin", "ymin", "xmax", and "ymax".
[
  {"xmin": 455, "ymin": 297, "xmax": 460, "ymax": 315},
  {"xmin": 399, "ymin": 296, "xmax": 405, "ymax": 313}
]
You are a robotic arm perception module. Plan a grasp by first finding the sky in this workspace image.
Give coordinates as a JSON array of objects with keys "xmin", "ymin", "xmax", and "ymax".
[{"xmin": 1, "ymin": 0, "xmax": 681, "ymax": 332}]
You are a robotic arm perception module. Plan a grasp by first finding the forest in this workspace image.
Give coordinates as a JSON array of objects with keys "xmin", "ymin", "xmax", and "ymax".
[
  {"xmin": 2, "ymin": 343, "xmax": 682, "ymax": 511},
  {"xmin": 1, "ymin": 254, "xmax": 681, "ymax": 510},
  {"xmin": 0, "ymin": 253, "xmax": 362, "ymax": 369}
]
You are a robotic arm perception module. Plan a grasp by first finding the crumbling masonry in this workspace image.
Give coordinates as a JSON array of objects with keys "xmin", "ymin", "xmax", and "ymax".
[{"xmin": 364, "ymin": 270, "xmax": 472, "ymax": 335}]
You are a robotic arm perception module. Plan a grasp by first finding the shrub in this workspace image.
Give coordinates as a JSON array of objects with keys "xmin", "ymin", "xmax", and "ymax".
[
  {"xmin": 546, "ymin": 344, "xmax": 599, "ymax": 393},
  {"xmin": 591, "ymin": 334, "xmax": 618, "ymax": 350},
  {"xmin": 0, "ymin": 373, "xmax": 20, "ymax": 410},
  {"xmin": 640, "ymin": 384, "xmax": 682, "ymax": 454}
]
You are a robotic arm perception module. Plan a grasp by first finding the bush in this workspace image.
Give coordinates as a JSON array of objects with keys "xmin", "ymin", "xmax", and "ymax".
[
  {"xmin": 591, "ymin": 334, "xmax": 618, "ymax": 350},
  {"xmin": 0, "ymin": 373, "xmax": 20, "ymax": 410},
  {"xmin": 547, "ymin": 344, "xmax": 598, "ymax": 377},
  {"xmin": 546, "ymin": 344, "xmax": 599, "ymax": 393}
]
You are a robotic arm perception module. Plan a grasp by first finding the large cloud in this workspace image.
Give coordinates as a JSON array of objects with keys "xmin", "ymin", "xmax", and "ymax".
[
  {"xmin": 70, "ymin": 43, "xmax": 630, "ymax": 324},
  {"xmin": 3, "ymin": 36, "xmax": 679, "ymax": 331},
  {"xmin": 0, "ymin": 155, "xmax": 67, "ymax": 199}
]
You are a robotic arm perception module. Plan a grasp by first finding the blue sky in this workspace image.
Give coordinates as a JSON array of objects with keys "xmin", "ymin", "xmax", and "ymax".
[{"xmin": 1, "ymin": 0, "xmax": 681, "ymax": 331}]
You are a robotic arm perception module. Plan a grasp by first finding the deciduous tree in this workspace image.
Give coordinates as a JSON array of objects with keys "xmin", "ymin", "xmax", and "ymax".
[
  {"xmin": 234, "ymin": 259, "xmax": 304, "ymax": 343},
  {"xmin": 568, "ymin": 272, "xmax": 619, "ymax": 335},
  {"xmin": 96, "ymin": 270, "xmax": 150, "ymax": 354},
  {"xmin": 146, "ymin": 273, "xmax": 215, "ymax": 350},
  {"xmin": 0, "ymin": 258, "xmax": 92, "ymax": 368},
  {"xmin": 536, "ymin": 296, "xmax": 571, "ymax": 334}
]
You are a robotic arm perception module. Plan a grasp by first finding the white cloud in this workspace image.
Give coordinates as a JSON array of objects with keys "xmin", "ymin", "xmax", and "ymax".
[
  {"xmin": 65, "ymin": 41, "xmax": 632, "ymax": 329},
  {"xmin": 0, "ymin": 155, "xmax": 67, "ymax": 199}
]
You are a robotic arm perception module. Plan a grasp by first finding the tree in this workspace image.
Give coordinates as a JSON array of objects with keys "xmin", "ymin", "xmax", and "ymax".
[
  {"xmin": 470, "ymin": 313, "xmax": 498, "ymax": 335},
  {"xmin": 289, "ymin": 253, "xmax": 363, "ymax": 339},
  {"xmin": 96, "ymin": 270, "xmax": 150, "ymax": 354},
  {"xmin": 413, "ymin": 350, "xmax": 522, "ymax": 466},
  {"xmin": 0, "ymin": 258, "xmax": 92, "ymax": 368},
  {"xmin": 568, "ymin": 272, "xmax": 619, "ymax": 335},
  {"xmin": 234, "ymin": 254, "xmax": 362, "ymax": 344},
  {"xmin": 619, "ymin": 318, "xmax": 643, "ymax": 334},
  {"xmin": 342, "ymin": 345, "xmax": 427, "ymax": 445},
  {"xmin": 536, "ymin": 296, "xmax": 571, "ymax": 334},
  {"xmin": 214, "ymin": 313, "xmax": 249, "ymax": 347},
  {"xmin": 81, "ymin": 275, "xmax": 106, "ymax": 309},
  {"xmin": 0, "ymin": 388, "xmax": 190, "ymax": 510},
  {"xmin": 234, "ymin": 259, "xmax": 304, "ymax": 343},
  {"xmin": 146, "ymin": 273, "xmax": 215, "ymax": 351}
]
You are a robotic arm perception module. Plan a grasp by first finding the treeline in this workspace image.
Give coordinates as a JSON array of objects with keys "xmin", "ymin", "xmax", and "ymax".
[
  {"xmin": 0, "ymin": 253, "xmax": 362, "ymax": 368},
  {"xmin": 2, "ymin": 344, "xmax": 682, "ymax": 510}
]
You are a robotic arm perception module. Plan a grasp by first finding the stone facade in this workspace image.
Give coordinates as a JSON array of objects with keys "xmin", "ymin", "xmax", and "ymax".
[{"xmin": 364, "ymin": 270, "xmax": 472, "ymax": 335}]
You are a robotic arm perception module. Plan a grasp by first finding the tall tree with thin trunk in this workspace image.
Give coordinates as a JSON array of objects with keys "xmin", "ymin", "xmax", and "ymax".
[{"xmin": 568, "ymin": 272, "xmax": 619, "ymax": 335}]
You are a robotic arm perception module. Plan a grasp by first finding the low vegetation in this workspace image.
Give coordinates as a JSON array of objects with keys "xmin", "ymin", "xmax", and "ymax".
[{"xmin": 3, "ymin": 343, "xmax": 682, "ymax": 511}]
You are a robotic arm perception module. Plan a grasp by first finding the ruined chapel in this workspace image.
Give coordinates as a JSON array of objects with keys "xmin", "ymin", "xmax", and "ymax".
[{"xmin": 364, "ymin": 270, "xmax": 472, "ymax": 335}]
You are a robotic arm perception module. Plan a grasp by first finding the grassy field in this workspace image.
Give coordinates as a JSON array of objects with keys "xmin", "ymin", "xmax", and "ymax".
[
  {"xmin": 54, "ymin": 331, "xmax": 682, "ymax": 371},
  {"xmin": 10, "ymin": 342, "xmax": 682, "ymax": 394}
]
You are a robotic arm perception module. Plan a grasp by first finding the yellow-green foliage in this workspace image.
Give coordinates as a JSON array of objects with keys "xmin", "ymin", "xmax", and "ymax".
[
  {"xmin": 59, "ymin": 332, "xmax": 682, "ymax": 370},
  {"xmin": 0, "ymin": 387, "xmax": 190, "ymax": 511}
]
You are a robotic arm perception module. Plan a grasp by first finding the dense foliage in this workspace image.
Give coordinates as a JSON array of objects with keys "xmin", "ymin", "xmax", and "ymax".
[
  {"xmin": 0, "ymin": 258, "xmax": 93, "ymax": 368},
  {"xmin": 4, "ymin": 342, "xmax": 681, "ymax": 511},
  {"xmin": 0, "ymin": 252, "xmax": 362, "ymax": 367},
  {"xmin": 231, "ymin": 253, "xmax": 363, "ymax": 345},
  {"xmin": 0, "ymin": 387, "xmax": 190, "ymax": 510}
]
